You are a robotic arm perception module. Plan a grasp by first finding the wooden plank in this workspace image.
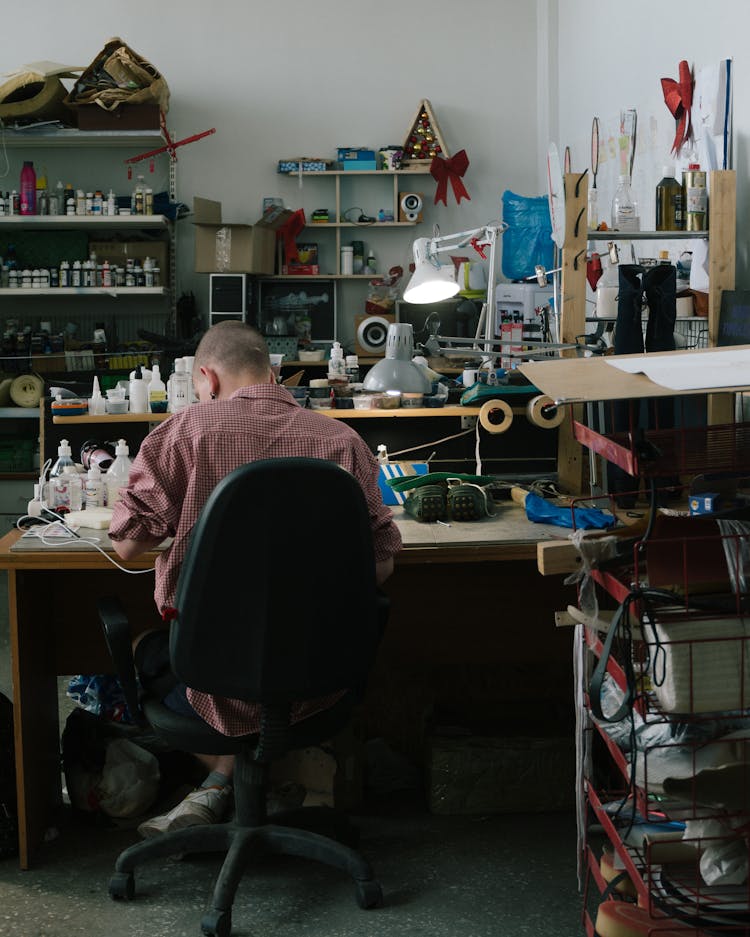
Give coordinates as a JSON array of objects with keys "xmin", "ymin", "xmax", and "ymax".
[
  {"xmin": 537, "ymin": 538, "xmax": 583, "ymax": 576},
  {"xmin": 707, "ymin": 170, "xmax": 737, "ymax": 424},
  {"xmin": 557, "ymin": 172, "xmax": 589, "ymax": 494}
]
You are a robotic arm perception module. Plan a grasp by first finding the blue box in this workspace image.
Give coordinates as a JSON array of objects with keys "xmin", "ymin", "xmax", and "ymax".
[
  {"xmin": 689, "ymin": 492, "xmax": 721, "ymax": 515},
  {"xmin": 337, "ymin": 148, "xmax": 376, "ymax": 170},
  {"xmin": 378, "ymin": 462, "xmax": 429, "ymax": 506}
]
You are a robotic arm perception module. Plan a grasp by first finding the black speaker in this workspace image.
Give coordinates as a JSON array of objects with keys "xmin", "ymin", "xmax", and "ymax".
[{"xmin": 209, "ymin": 274, "xmax": 247, "ymax": 321}]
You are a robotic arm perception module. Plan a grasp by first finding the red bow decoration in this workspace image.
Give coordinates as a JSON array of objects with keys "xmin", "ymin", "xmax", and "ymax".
[
  {"xmin": 276, "ymin": 208, "xmax": 306, "ymax": 262},
  {"xmin": 430, "ymin": 149, "xmax": 471, "ymax": 206},
  {"xmin": 586, "ymin": 253, "xmax": 603, "ymax": 291},
  {"xmin": 661, "ymin": 60, "xmax": 693, "ymax": 154}
]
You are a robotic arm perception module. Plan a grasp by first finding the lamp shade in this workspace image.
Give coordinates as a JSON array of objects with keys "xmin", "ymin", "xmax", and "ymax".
[
  {"xmin": 403, "ymin": 237, "xmax": 460, "ymax": 304},
  {"xmin": 363, "ymin": 323, "xmax": 432, "ymax": 393}
]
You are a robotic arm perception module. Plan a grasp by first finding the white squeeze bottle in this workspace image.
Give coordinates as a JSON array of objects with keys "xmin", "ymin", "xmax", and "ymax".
[
  {"xmin": 128, "ymin": 365, "xmax": 149, "ymax": 413},
  {"xmin": 169, "ymin": 358, "xmax": 190, "ymax": 412},
  {"xmin": 106, "ymin": 439, "xmax": 133, "ymax": 507},
  {"xmin": 84, "ymin": 463, "xmax": 105, "ymax": 508},
  {"xmin": 148, "ymin": 363, "xmax": 167, "ymax": 413}
]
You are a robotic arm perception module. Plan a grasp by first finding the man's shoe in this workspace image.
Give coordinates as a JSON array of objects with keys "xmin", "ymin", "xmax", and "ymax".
[{"xmin": 137, "ymin": 785, "xmax": 232, "ymax": 839}]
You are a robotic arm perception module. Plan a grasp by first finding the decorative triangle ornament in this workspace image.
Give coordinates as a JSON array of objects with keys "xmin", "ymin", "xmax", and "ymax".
[{"xmin": 400, "ymin": 99, "xmax": 450, "ymax": 170}]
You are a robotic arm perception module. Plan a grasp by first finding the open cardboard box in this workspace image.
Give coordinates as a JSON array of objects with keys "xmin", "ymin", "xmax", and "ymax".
[{"xmin": 193, "ymin": 197, "xmax": 294, "ymax": 275}]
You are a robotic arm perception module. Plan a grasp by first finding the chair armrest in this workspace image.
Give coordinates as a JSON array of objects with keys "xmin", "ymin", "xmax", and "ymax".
[{"xmin": 97, "ymin": 596, "xmax": 145, "ymax": 726}]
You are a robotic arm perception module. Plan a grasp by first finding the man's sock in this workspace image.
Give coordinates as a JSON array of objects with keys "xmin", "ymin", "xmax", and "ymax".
[{"xmin": 201, "ymin": 770, "xmax": 231, "ymax": 790}]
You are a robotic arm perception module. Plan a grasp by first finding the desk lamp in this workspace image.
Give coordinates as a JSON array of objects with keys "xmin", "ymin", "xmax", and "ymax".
[
  {"xmin": 362, "ymin": 322, "xmax": 432, "ymax": 393},
  {"xmin": 403, "ymin": 223, "xmax": 508, "ymax": 358}
]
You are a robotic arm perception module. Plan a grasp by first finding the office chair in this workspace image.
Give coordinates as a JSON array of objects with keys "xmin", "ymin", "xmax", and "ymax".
[{"xmin": 98, "ymin": 457, "xmax": 389, "ymax": 937}]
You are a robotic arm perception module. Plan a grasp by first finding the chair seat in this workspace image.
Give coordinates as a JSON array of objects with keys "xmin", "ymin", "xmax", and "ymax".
[{"xmin": 142, "ymin": 690, "xmax": 357, "ymax": 756}]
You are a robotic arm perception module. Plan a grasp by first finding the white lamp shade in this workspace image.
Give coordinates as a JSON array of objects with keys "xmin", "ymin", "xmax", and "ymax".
[{"xmin": 403, "ymin": 236, "xmax": 460, "ymax": 304}]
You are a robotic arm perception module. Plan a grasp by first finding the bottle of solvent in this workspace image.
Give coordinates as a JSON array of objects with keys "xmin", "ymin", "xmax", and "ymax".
[{"xmin": 84, "ymin": 464, "xmax": 105, "ymax": 508}]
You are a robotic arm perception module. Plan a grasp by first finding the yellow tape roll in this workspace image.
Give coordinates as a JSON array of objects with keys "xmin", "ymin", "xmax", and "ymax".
[
  {"xmin": 0, "ymin": 378, "xmax": 13, "ymax": 406},
  {"xmin": 478, "ymin": 399, "xmax": 513, "ymax": 434},
  {"xmin": 10, "ymin": 373, "xmax": 44, "ymax": 408},
  {"xmin": 526, "ymin": 394, "xmax": 565, "ymax": 429}
]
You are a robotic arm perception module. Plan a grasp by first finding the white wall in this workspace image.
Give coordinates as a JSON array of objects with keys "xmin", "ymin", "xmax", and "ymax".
[
  {"xmin": 1, "ymin": 1, "xmax": 744, "ymax": 346},
  {"xmin": 0, "ymin": 1, "xmax": 545, "ymax": 347},
  {"xmin": 554, "ymin": 0, "xmax": 746, "ymax": 279}
]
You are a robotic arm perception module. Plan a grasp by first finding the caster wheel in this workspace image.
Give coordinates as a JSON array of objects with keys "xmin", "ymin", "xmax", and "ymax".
[
  {"xmin": 355, "ymin": 879, "xmax": 383, "ymax": 909},
  {"xmin": 108, "ymin": 871, "xmax": 135, "ymax": 901},
  {"xmin": 201, "ymin": 908, "xmax": 232, "ymax": 937}
]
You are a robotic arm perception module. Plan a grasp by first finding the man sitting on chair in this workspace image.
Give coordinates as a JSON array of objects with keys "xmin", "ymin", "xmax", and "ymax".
[{"xmin": 108, "ymin": 321, "xmax": 402, "ymax": 838}]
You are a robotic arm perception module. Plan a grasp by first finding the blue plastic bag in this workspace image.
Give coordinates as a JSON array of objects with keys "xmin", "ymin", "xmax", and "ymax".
[
  {"xmin": 524, "ymin": 492, "xmax": 615, "ymax": 531},
  {"xmin": 501, "ymin": 190, "xmax": 554, "ymax": 281}
]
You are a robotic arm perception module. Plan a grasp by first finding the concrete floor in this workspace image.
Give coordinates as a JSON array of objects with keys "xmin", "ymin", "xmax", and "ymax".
[{"xmin": 0, "ymin": 571, "xmax": 583, "ymax": 936}]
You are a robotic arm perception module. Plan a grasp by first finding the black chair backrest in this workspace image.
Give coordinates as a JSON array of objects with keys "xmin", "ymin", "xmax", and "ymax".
[{"xmin": 170, "ymin": 458, "xmax": 381, "ymax": 705}]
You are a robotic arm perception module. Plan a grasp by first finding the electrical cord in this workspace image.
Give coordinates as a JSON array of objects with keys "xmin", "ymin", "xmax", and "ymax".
[{"xmin": 16, "ymin": 509, "xmax": 156, "ymax": 575}]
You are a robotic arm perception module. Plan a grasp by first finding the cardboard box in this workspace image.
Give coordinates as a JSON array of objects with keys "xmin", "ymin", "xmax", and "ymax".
[
  {"xmin": 88, "ymin": 240, "xmax": 169, "ymax": 285},
  {"xmin": 193, "ymin": 197, "xmax": 294, "ymax": 275},
  {"xmin": 427, "ymin": 732, "xmax": 575, "ymax": 815},
  {"xmin": 75, "ymin": 103, "xmax": 161, "ymax": 130}
]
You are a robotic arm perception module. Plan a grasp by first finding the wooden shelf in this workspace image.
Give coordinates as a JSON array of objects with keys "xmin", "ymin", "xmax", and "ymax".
[
  {"xmin": 52, "ymin": 412, "xmax": 170, "ymax": 425},
  {"xmin": 0, "ymin": 214, "xmax": 168, "ymax": 228},
  {"xmin": 0, "ymin": 287, "xmax": 167, "ymax": 297}
]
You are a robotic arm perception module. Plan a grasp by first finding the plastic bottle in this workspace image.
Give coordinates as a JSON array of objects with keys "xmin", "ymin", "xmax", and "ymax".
[
  {"xmin": 50, "ymin": 465, "xmax": 83, "ymax": 513},
  {"xmin": 377, "ymin": 444, "xmax": 389, "ymax": 464},
  {"xmin": 595, "ymin": 260, "xmax": 620, "ymax": 319},
  {"xmin": 611, "ymin": 174, "xmax": 639, "ymax": 232},
  {"xmin": 89, "ymin": 374, "xmax": 106, "ymax": 415},
  {"xmin": 71, "ymin": 259, "xmax": 82, "ymax": 287},
  {"xmin": 76, "ymin": 189, "xmax": 86, "ymax": 216},
  {"xmin": 83, "ymin": 464, "xmax": 105, "ymax": 508},
  {"xmin": 106, "ymin": 188, "xmax": 117, "ymax": 216},
  {"xmin": 132, "ymin": 175, "xmax": 145, "ymax": 215},
  {"xmin": 345, "ymin": 354, "xmax": 360, "ymax": 383},
  {"xmin": 35, "ymin": 170, "xmax": 48, "ymax": 215},
  {"xmin": 50, "ymin": 438, "xmax": 75, "ymax": 477},
  {"xmin": 105, "ymin": 439, "xmax": 132, "ymax": 507},
  {"xmin": 128, "ymin": 365, "xmax": 149, "ymax": 413},
  {"xmin": 366, "ymin": 250, "xmax": 377, "ymax": 274},
  {"xmin": 683, "ymin": 162, "xmax": 707, "ymax": 231},
  {"xmin": 148, "ymin": 363, "xmax": 167, "ymax": 413},
  {"xmin": 340, "ymin": 245, "xmax": 353, "ymax": 275},
  {"xmin": 20, "ymin": 162, "xmax": 36, "ymax": 215},
  {"xmin": 169, "ymin": 358, "xmax": 190, "ymax": 412},
  {"xmin": 50, "ymin": 180, "xmax": 64, "ymax": 216},
  {"xmin": 655, "ymin": 167, "xmax": 683, "ymax": 231}
]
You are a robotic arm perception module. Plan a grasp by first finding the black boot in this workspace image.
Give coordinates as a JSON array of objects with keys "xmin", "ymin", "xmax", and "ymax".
[
  {"xmin": 643, "ymin": 263, "xmax": 679, "ymax": 500},
  {"xmin": 608, "ymin": 265, "xmax": 645, "ymax": 507}
]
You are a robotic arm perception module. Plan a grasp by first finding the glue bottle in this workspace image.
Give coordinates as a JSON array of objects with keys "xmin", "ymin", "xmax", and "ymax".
[
  {"xmin": 377, "ymin": 444, "xmax": 389, "ymax": 464},
  {"xmin": 148, "ymin": 363, "xmax": 167, "ymax": 413},
  {"xmin": 106, "ymin": 439, "xmax": 132, "ymax": 507},
  {"xmin": 128, "ymin": 365, "xmax": 149, "ymax": 413},
  {"xmin": 50, "ymin": 438, "xmax": 75, "ymax": 477},
  {"xmin": 84, "ymin": 463, "xmax": 105, "ymax": 508}
]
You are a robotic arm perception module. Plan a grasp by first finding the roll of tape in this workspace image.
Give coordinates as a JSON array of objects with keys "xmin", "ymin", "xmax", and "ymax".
[
  {"xmin": 10, "ymin": 373, "xmax": 44, "ymax": 408},
  {"xmin": 526, "ymin": 394, "xmax": 565, "ymax": 429},
  {"xmin": 0, "ymin": 378, "xmax": 13, "ymax": 406},
  {"xmin": 478, "ymin": 399, "xmax": 513, "ymax": 434}
]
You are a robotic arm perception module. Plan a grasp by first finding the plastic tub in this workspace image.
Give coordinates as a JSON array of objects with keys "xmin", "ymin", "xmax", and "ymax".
[
  {"xmin": 401, "ymin": 393, "xmax": 424, "ymax": 408},
  {"xmin": 353, "ymin": 395, "xmax": 375, "ymax": 410}
]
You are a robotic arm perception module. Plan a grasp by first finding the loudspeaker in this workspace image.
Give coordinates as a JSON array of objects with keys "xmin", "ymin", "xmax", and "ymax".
[
  {"xmin": 209, "ymin": 274, "xmax": 247, "ymax": 323},
  {"xmin": 399, "ymin": 192, "xmax": 423, "ymax": 223},
  {"xmin": 354, "ymin": 313, "xmax": 394, "ymax": 356}
]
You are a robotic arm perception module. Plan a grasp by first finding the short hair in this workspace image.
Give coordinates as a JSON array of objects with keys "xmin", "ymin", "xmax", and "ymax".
[{"xmin": 194, "ymin": 321, "xmax": 270, "ymax": 378}]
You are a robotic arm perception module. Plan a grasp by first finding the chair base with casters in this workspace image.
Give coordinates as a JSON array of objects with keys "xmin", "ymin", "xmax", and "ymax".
[
  {"xmin": 108, "ymin": 749, "xmax": 382, "ymax": 937},
  {"xmin": 98, "ymin": 458, "xmax": 390, "ymax": 936}
]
